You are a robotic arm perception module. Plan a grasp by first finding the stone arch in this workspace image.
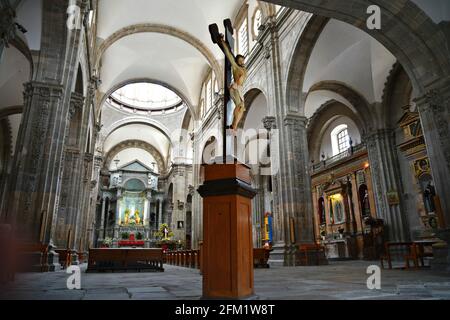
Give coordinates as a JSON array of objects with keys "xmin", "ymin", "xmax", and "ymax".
[
  {"xmin": 95, "ymin": 23, "xmax": 223, "ymax": 90},
  {"xmin": 381, "ymin": 63, "xmax": 413, "ymax": 129},
  {"xmin": 100, "ymin": 117, "xmax": 173, "ymax": 149},
  {"xmin": 238, "ymin": 87, "xmax": 268, "ymax": 130},
  {"xmin": 285, "ymin": 14, "xmax": 329, "ymax": 113},
  {"xmin": 103, "ymin": 140, "xmax": 167, "ymax": 174},
  {"xmin": 0, "ymin": 106, "xmax": 23, "ymax": 119},
  {"xmin": 74, "ymin": 64, "xmax": 84, "ymax": 95},
  {"xmin": 307, "ymin": 100, "xmax": 366, "ymax": 161},
  {"xmin": 308, "ymin": 81, "xmax": 375, "ymax": 131},
  {"xmin": 201, "ymin": 136, "xmax": 218, "ymax": 165},
  {"xmin": 122, "ymin": 177, "xmax": 147, "ymax": 192},
  {"xmin": 273, "ymin": 0, "xmax": 449, "ymax": 97}
]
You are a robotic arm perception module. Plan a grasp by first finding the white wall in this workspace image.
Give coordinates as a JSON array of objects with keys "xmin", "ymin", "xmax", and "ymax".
[{"xmin": 319, "ymin": 116, "xmax": 361, "ymax": 159}]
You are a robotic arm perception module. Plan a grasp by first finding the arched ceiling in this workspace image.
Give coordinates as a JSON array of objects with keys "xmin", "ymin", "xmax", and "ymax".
[
  {"xmin": 100, "ymin": 33, "xmax": 207, "ymax": 107},
  {"xmin": 103, "ymin": 123, "xmax": 171, "ymax": 160},
  {"xmin": 97, "ymin": 0, "xmax": 242, "ymax": 57},
  {"xmin": 304, "ymin": 90, "xmax": 355, "ymax": 119},
  {"xmin": 97, "ymin": 0, "xmax": 244, "ymax": 108},
  {"xmin": 303, "ymin": 19, "xmax": 396, "ymax": 104}
]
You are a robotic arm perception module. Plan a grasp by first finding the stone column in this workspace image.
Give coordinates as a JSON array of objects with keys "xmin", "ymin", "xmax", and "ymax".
[
  {"xmin": 277, "ymin": 115, "xmax": 315, "ymax": 265},
  {"xmin": 98, "ymin": 195, "xmax": 107, "ymax": 240},
  {"xmin": 365, "ymin": 129, "xmax": 409, "ymax": 242},
  {"xmin": 158, "ymin": 198, "xmax": 163, "ymax": 228},
  {"xmin": 251, "ymin": 173, "xmax": 264, "ymax": 247},
  {"xmin": 5, "ymin": 0, "xmax": 89, "ymax": 271},
  {"xmin": 55, "ymin": 93, "xmax": 85, "ymax": 249},
  {"xmin": 145, "ymin": 190, "xmax": 152, "ymax": 227},
  {"xmin": 415, "ymin": 87, "xmax": 450, "ymax": 226},
  {"xmin": 262, "ymin": 116, "xmax": 286, "ymax": 266},
  {"xmin": 415, "ymin": 83, "xmax": 450, "ymax": 271}
]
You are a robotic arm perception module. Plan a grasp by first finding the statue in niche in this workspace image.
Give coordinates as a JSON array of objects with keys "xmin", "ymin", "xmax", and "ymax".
[
  {"xmin": 124, "ymin": 209, "xmax": 130, "ymax": 225},
  {"xmin": 135, "ymin": 210, "xmax": 141, "ymax": 225},
  {"xmin": 423, "ymin": 182, "xmax": 436, "ymax": 213},
  {"xmin": 218, "ymin": 34, "xmax": 247, "ymax": 131},
  {"xmin": 362, "ymin": 190, "xmax": 371, "ymax": 216},
  {"xmin": 334, "ymin": 201, "xmax": 344, "ymax": 223}
]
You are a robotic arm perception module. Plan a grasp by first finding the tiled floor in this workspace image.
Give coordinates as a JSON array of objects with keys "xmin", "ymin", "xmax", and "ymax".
[{"xmin": 1, "ymin": 261, "xmax": 450, "ymax": 300}]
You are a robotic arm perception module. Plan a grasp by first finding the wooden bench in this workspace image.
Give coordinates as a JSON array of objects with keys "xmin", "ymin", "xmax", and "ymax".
[
  {"xmin": 16, "ymin": 243, "xmax": 49, "ymax": 272},
  {"xmin": 297, "ymin": 243, "xmax": 326, "ymax": 266},
  {"xmin": 253, "ymin": 248, "xmax": 270, "ymax": 268},
  {"xmin": 404, "ymin": 240, "xmax": 438, "ymax": 269},
  {"xmin": 87, "ymin": 248, "xmax": 164, "ymax": 272},
  {"xmin": 55, "ymin": 249, "xmax": 72, "ymax": 269},
  {"xmin": 380, "ymin": 242, "xmax": 413, "ymax": 269}
]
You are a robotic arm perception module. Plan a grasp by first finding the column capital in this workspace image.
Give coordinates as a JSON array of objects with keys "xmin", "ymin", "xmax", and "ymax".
[
  {"xmin": 362, "ymin": 128, "xmax": 395, "ymax": 143},
  {"xmin": 23, "ymin": 81, "xmax": 65, "ymax": 101},
  {"xmin": 415, "ymin": 78, "xmax": 450, "ymax": 108},
  {"xmin": 283, "ymin": 114, "xmax": 308, "ymax": 128},
  {"xmin": 69, "ymin": 92, "xmax": 85, "ymax": 119},
  {"xmin": 262, "ymin": 116, "xmax": 277, "ymax": 131}
]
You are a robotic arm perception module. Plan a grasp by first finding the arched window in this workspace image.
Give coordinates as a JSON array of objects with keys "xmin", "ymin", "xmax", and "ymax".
[
  {"xmin": 337, "ymin": 128, "xmax": 350, "ymax": 153},
  {"xmin": 331, "ymin": 124, "xmax": 350, "ymax": 156}
]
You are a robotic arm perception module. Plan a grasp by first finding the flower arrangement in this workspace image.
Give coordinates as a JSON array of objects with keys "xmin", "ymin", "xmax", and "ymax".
[
  {"xmin": 155, "ymin": 223, "xmax": 174, "ymax": 240},
  {"xmin": 121, "ymin": 232, "xmax": 130, "ymax": 240},
  {"xmin": 102, "ymin": 237, "xmax": 113, "ymax": 247}
]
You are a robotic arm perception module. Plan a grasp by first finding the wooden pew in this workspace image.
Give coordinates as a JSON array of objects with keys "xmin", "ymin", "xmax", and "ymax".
[
  {"xmin": 16, "ymin": 243, "xmax": 49, "ymax": 272},
  {"xmin": 87, "ymin": 248, "xmax": 164, "ymax": 272},
  {"xmin": 253, "ymin": 248, "xmax": 270, "ymax": 268}
]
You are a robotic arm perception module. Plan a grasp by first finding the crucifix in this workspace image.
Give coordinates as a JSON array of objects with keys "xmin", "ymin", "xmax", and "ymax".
[{"xmin": 209, "ymin": 19, "xmax": 247, "ymax": 162}]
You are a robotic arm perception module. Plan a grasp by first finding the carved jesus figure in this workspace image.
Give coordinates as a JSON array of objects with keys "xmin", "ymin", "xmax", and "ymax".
[{"xmin": 219, "ymin": 34, "xmax": 247, "ymax": 131}]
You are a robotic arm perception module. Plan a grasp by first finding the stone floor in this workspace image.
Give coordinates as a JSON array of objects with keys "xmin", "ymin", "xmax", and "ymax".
[{"xmin": 1, "ymin": 261, "xmax": 450, "ymax": 300}]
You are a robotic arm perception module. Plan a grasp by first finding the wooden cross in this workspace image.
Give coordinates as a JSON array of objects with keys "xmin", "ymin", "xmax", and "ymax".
[{"xmin": 209, "ymin": 19, "xmax": 234, "ymax": 162}]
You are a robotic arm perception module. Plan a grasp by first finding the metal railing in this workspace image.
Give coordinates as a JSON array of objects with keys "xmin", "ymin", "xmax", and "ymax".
[{"xmin": 312, "ymin": 143, "xmax": 366, "ymax": 173}]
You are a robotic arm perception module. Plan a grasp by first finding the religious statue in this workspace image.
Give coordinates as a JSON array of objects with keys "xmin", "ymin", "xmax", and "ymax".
[
  {"xmin": 218, "ymin": 34, "xmax": 248, "ymax": 131},
  {"xmin": 163, "ymin": 226, "xmax": 169, "ymax": 239},
  {"xmin": 362, "ymin": 190, "xmax": 371, "ymax": 216},
  {"xmin": 135, "ymin": 210, "xmax": 141, "ymax": 225},
  {"xmin": 423, "ymin": 182, "xmax": 436, "ymax": 213},
  {"xmin": 124, "ymin": 209, "xmax": 130, "ymax": 225}
]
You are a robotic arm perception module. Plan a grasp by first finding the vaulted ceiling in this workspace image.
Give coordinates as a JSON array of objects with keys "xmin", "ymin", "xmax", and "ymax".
[{"xmin": 96, "ymin": 0, "xmax": 244, "ymax": 109}]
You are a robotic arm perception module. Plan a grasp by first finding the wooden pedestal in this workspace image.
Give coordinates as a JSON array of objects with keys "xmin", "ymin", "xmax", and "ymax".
[{"xmin": 198, "ymin": 160, "xmax": 256, "ymax": 299}]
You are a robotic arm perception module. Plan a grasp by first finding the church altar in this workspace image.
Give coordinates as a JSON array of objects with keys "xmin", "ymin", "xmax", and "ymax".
[{"xmin": 118, "ymin": 233, "xmax": 145, "ymax": 247}]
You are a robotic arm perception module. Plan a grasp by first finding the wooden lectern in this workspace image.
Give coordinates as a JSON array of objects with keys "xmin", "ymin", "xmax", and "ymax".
[{"xmin": 197, "ymin": 158, "xmax": 256, "ymax": 299}]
